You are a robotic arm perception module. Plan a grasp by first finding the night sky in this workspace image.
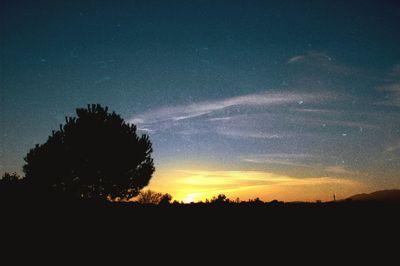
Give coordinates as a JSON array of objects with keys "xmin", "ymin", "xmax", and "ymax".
[{"xmin": 1, "ymin": 0, "xmax": 400, "ymax": 202}]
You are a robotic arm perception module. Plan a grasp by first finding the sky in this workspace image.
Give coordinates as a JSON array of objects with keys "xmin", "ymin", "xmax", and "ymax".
[{"xmin": 1, "ymin": 0, "xmax": 400, "ymax": 202}]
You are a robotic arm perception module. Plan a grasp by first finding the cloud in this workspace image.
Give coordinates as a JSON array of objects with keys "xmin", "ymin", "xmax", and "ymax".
[
  {"xmin": 321, "ymin": 120, "xmax": 377, "ymax": 130},
  {"xmin": 240, "ymin": 153, "xmax": 314, "ymax": 168},
  {"xmin": 241, "ymin": 155, "xmax": 360, "ymax": 177},
  {"xmin": 175, "ymin": 170, "xmax": 355, "ymax": 188},
  {"xmin": 292, "ymin": 108, "xmax": 342, "ymax": 114},
  {"xmin": 170, "ymin": 170, "xmax": 360, "ymax": 202},
  {"xmin": 385, "ymin": 142, "xmax": 400, "ymax": 152},
  {"xmin": 287, "ymin": 52, "xmax": 334, "ymax": 64},
  {"xmin": 324, "ymin": 165, "xmax": 354, "ymax": 175},
  {"xmin": 131, "ymin": 89, "xmax": 381, "ymax": 142},
  {"xmin": 135, "ymin": 127, "xmax": 156, "ymax": 133},
  {"xmin": 211, "ymin": 110, "xmax": 378, "ymax": 142},
  {"xmin": 337, "ymin": 121, "xmax": 375, "ymax": 129},
  {"xmin": 375, "ymin": 64, "xmax": 400, "ymax": 107},
  {"xmin": 376, "ymin": 82, "xmax": 400, "ymax": 107},
  {"xmin": 288, "ymin": 52, "xmax": 332, "ymax": 64},
  {"xmin": 131, "ymin": 91, "xmax": 331, "ymax": 129},
  {"xmin": 286, "ymin": 51, "xmax": 363, "ymax": 77},
  {"xmin": 217, "ymin": 129, "xmax": 284, "ymax": 139},
  {"xmin": 287, "ymin": 55, "xmax": 305, "ymax": 64},
  {"xmin": 389, "ymin": 64, "xmax": 400, "ymax": 77},
  {"xmin": 208, "ymin": 117, "xmax": 232, "ymax": 122},
  {"xmin": 289, "ymin": 108, "xmax": 379, "ymax": 129}
]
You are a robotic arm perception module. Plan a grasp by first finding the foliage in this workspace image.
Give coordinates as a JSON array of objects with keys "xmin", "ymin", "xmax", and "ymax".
[
  {"xmin": 0, "ymin": 172, "xmax": 24, "ymax": 200},
  {"xmin": 210, "ymin": 194, "xmax": 228, "ymax": 204},
  {"xmin": 159, "ymin": 193, "xmax": 172, "ymax": 205},
  {"xmin": 23, "ymin": 104, "xmax": 154, "ymax": 201},
  {"xmin": 1, "ymin": 172, "xmax": 21, "ymax": 183},
  {"xmin": 136, "ymin": 190, "xmax": 172, "ymax": 205}
]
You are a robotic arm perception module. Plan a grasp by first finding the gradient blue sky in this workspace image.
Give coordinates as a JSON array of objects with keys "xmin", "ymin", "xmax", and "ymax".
[{"xmin": 1, "ymin": 0, "xmax": 399, "ymax": 201}]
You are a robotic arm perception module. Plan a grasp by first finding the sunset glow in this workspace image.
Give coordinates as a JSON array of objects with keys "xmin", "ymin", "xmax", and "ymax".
[
  {"xmin": 1, "ymin": 1, "xmax": 399, "ymax": 202},
  {"xmin": 149, "ymin": 168, "xmax": 366, "ymax": 202}
]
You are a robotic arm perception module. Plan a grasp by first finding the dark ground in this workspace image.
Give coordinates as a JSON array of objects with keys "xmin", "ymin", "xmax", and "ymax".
[
  {"xmin": 1, "ymin": 200, "xmax": 398, "ymax": 262},
  {"xmin": 3, "ymin": 200, "xmax": 399, "ymax": 233}
]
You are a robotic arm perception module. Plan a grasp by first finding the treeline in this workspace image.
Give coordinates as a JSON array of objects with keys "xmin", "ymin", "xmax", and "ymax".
[{"xmin": 1, "ymin": 172, "xmax": 284, "ymax": 205}]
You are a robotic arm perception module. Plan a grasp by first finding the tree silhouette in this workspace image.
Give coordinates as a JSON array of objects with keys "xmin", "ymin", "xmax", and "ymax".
[
  {"xmin": 1, "ymin": 172, "xmax": 20, "ymax": 183},
  {"xmin": 0, "ymin": 172, "xmax": 25, "ymax": 200},
  {"xmin": 136, "ymin": 190, "xmax": 163, "ymax": 204},
  {"xmin": 210, "ymin": 194, "xmax": 228, "ymax": 204},
  {"xmin": 159, "ymin": 193, "xmax": 172, "ymax": 205},
  {"xmin": 135, "ymin": 190, "xmax": 172, "ymax": 204},
  {"xmin": 23, "ymin": 104, "xmax": 155, "ymax": 201}
]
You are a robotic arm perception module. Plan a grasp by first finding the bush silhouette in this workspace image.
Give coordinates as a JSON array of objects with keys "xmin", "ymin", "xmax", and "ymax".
[
  {"xmin": 23, "ymin": 104, "xmax": 155, "ymax": 201},
  {"xmin": 210, "ymin": 194, "xmax": 228, "ymax": 204},
  {"xmin": 1, "ymin": 172, "xmax": 21, "ymax": 183},
  {"xmin": 159, "ymin": 193, "xmax": 172, "ymax": 205},
  {"xmin": 136, "ymin": 190, "xmax": 163, "ymax": 204},
  {"xmin": 0, "ymin": 172, "xmax": 25, "ymax": 200}
]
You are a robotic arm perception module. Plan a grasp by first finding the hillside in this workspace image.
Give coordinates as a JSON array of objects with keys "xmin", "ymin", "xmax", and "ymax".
[{"xmin": 347, "ymin": 189, "xmax": 400, "ymax": 203}]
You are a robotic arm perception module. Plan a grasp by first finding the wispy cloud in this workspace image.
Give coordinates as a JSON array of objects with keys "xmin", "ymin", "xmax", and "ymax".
[
  {"xmin": 385, "ymin": 142, "xmax": 400, "ymax": 152},
  {"xmin": 169, "ymin": 170, "xmax": 360, "ymax": 202},
  {"xmin": 376, "ymin": 82, "xmax": 400, "ymax": 107},
  {"xmin": 287, "ymin": 55, "xmax": 305, "ymax": 64},
  {"xmin": 389, "ymin": 64, "xmax": 400, "ymax": 78},
  {"xmin": 286, "ymin": 51, "xmax": 363, "ymax": 77},
  {"xmin": 217, "ymin": 129, "xmax": 284, "ymax": 139},
  {"xmin": 292, "ymin": 108, "xmax": 342, "ymax": 114},
  {"xmin": 287, "ymin": 52, "xmax": 332, "ymax": 63},
  {"xmin": 241, "ymin": 155, "xmax": 360, "ymax": 177},
  {"xmin": 324, "ymin": 165, "xmax": 354, "ymax": 175},
  {"xmin": 323, "ymin": 120, "xmax": 378, "ymax": 130},
  {"xmin": 208, "ymin": 117, "xmax": 232, "ymax": 122},
  {"xmin": 132, "ymin": 93, "xmax": 379, "ymax": 140},
  {"xmin": 376, "ymin": 64, "xmax": 400, "ymax": 107},
  {"xmin": 175, "ymin": 170, "xmax": 356, "ymax": 188},
  {"xmin": 240, "ymin": 153, "xmax": 314, "ymax": 168},
  {"xmin": 216, "ymin": 111, "xmax": 378, "ymax": 139},
  {"xmin": 131, "ymin": 91, "xmax": 331, "ymax": 129}
]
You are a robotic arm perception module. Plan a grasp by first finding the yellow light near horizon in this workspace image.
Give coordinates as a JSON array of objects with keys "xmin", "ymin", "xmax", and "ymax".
[
  {"xmin": 181, "ymin": 193, "xmax": 198, "ymax": 203},
  {"xmin": 149, "ymin": 168, "xmax": 366, "ymax": 203}
]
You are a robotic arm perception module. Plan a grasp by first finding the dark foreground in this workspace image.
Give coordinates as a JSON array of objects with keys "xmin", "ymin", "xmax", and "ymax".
[
  {"xmin": 1, "ymin": 202, "xmax": 400, "ymax": 259},
  {"xmin": 2, "ymin": 200, "xmax": 399, "ymax": 261},
  {"xmin": 3, "ymin": 200, "xmax": 399, "ymax": 230}
]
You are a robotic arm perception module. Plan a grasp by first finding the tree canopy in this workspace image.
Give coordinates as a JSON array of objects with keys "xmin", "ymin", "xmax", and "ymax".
[
  {"xmin": 0, "ymin": 172, "xmax": 24, "ymax": 200},
  {"xmin": 23, "ymin": 104, "xmax": 155, "ymax": 201},
  {"xmin": 136, "ymin": 190, "xmax": 172, "ymax": 205}
]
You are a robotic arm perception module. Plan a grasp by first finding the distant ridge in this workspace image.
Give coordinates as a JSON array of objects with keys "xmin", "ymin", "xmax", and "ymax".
[{"xmin": 347, "ymin": 189, "xmax": 400, "ymax": 203}]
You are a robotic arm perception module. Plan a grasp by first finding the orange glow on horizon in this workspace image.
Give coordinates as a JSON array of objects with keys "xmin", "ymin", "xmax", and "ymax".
[{"xmin": 148, "ymin": 167, "xmax": 367, "ymax": 203}]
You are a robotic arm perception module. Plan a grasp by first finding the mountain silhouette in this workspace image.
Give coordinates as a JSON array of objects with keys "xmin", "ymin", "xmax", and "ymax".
[{"xmin": 347, "ymin": 189, "xmax": 400, "ymax": 203}]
